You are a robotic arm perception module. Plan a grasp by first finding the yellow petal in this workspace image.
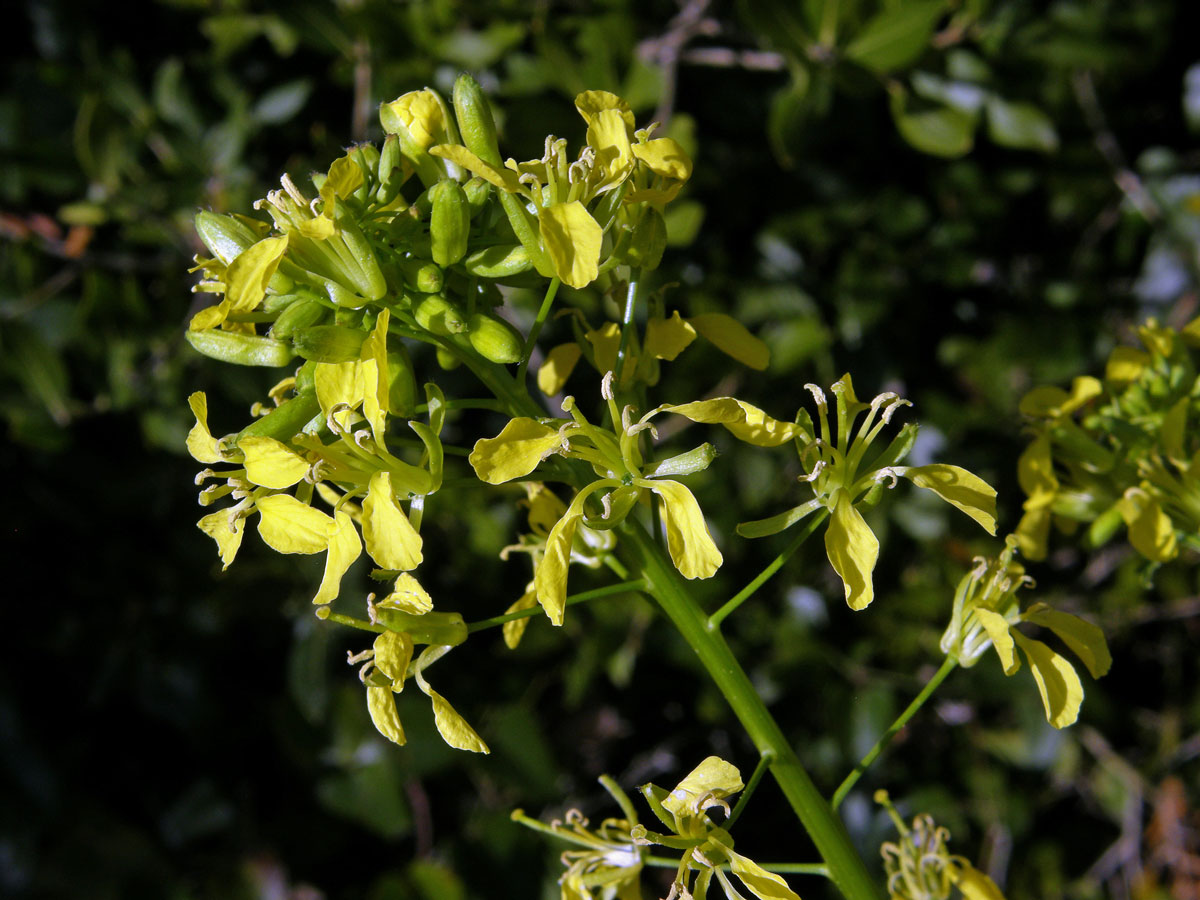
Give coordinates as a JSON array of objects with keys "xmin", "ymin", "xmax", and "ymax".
[
  {"xmin": 686, "ymin": 313, "xmax": 770, "ymax": 370},
  {"xmin": 186, "ymin": 392, "xmax": 224, "ymax": 464},
  {"xmin": 324, "ymin": 153, "xmax": 365, "ymax": 200},
  {"xmin": 224, "ymin": 235, "xmax": 289, "ymax": 313},
  {"xmin": 586, "ymin": 108, "xmax": 635, "ymax": 189},
  {"xmin": 825, "ymin": 493, "xmax": 879, "ymax": 610},
  {"xmin": 975, "ymin": 608, "xmax": 1019, "ymax": 674},
  {"xmin": 1011, "ymin": 631, "xmax": 1084, "ymax": 728},
  {"xmin": 380, "ymin": 572, "xmax": 434, "ymax": 614},
  {"xmin": 189, "ymin": 302, "xmax": 228, "ymax": 332},
  {"xmin": 644, "ymin": 311, "xmax": 696, "ymax": 361},
  {"xmin": 538, "ymin": 201, "xmax": 602, "ymax": 289},
  {"xmin": 367, "ymin": 684, "xmax": 406, "ymax": 745},
  {"xmin": 524, "ymin": 483, "xmax": 569, "ymax": 536},
  {"xmin": 198, "ymin": 509, "xmax": 244, "ymax": 569},
  {"xmin": 239, "ymin": 436, "xmax": 310, "ymax": 489},
  {"xmin": 428, "ymin": 143, "xmax": 523, "ymax": 193},
  {"xmin": 313, "ymin": 510, "xmax": 362, "ymax": 605},
  {"xmin": 585, "ymin": 322, "xmax": 623, "ymax": 374},
  {"xmin": 297, "ymin": 214, "xmax": 335, "ymax": 240},
  {"xmin": 952, "ymin": 862, "xmax": 1008, "ymax": 900},
  {"xmin": 535, "ymin": 486, "xmax": 604, "ymax": 626},
  {"xmin": 642, "ymin": 479, "xmax": 723, "ymax": 580},
  {"xmin": 657, "ymin": 397, "xmax": 799, "ymax": 447},
  {"xmin": 663, "ymin": 756, "xmax": 743, "ymax": 819},
  {"xmin": 727, "ymin": 849, "xmax": 802, "ymax": 900},
  {"xmin": 380, "ymin": 89, "xmax": 446, "ymax": 148},
  {"xmin": 256, "ymin": 494, "xmax": 332, "ymax": 554},
  {"xmin": 1014, "ymin": 505, "xmax": 1052, "ymax": 562},
  {"xmin": 536, "ymin": 342, "xmax": 583, "ymax": 396},
  {"xmin": 1105, "ymin": 346, "xmax": 1150, "ymax": 384},
  {"xmin": 502, "ymin": 584, "xmax": 539, "ymax": 650},
  {"xmin": 372, "ymin": 629, "xmax": 414, "ymax": 689},
  {"xmin": 900, "ymin": 464, "xmax": 998, "ymax": 535},
  {"xmin": 1020, "ymin": 603, "xmax": 1111, "ymax": 679},
  {"xmin": 632, "ymin": 138, "xmax": 693, "ymax": 182},
  {"xmin": 412, "ymin": 647, "xmax": 489, "ymax": 753},
  {"xmin": 1017, "ymin": 436, "xmax": 1058, "ymax": 498},
  {"xmin": 362, "ymin": 471, "xmax": 423, "ymax": 571},
  {"xmin": 469, "ymin": 418, "xmax": 564, "ymax": 484},
  {"xmin": 1019, "ymin": 376, "xmax": 1101, "ymax": 417},
  {"xmin": 314, "ymin": 360, "xmax": 364, "ymax": 429},
  {"xmin": 574, "ymin": 90, "xmax": 635, "ymax": 130},
  {"xmin": 1117, "ymin": 487, "xmax": 1178, "ymax": 562},
  {"xmin": 360, "ymin": 309, "xmax": 391, "ymax": 443}
]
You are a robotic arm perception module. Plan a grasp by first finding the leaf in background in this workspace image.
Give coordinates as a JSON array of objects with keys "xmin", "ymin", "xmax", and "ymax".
[
  {"xmin": 890, "ymin": 88, "xmax": 976, "ymax": 157},
  {"xmin": 844, "ymin": 1, "xmax": 946, "ymax": 73},
  {"xmin": 251, "ymin": 80, "xmax": 312, "ymax": 126},
  {"xmin": 985, "ymin": 97, "xmax": 1059, "ymax": 152}
]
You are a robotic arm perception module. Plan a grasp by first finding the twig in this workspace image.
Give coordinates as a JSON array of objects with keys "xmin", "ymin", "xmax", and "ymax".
[{"xmin": 637, "ymin": 0, "xmax": 721, "ymax": 125}]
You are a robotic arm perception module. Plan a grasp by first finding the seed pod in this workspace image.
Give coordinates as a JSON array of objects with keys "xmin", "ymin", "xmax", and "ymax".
[
  {"xmin": 413, "ymin": 293, "xmax": 467, "ymax": 335},
  {"xmin": 429, "ymin": 180, "xmax": 470, "ymax": 267},
  {"xmin": 460, "ymin": 243, "xmax": 532, "ymax": 279},
  {"xmin": 452, "ymin": 74, "xmax": 502, "ymax": 167},
  {"xmin": 377, "ymin": 133, "xmax": 405, "ymax": 204},
  {"xmin": 271, "ymin": 297, "xmax": 328, "ymax": 339},
  {"xmin": 235, "ymin": 390, "xmax": 321, "ymax": 444},
  {"xmin": 186, "ymin": 329, "xmax": 295, "ymax": 367},
  {"xmin": 397, "ymin": 257, "xmax": 445, "ymax": 294},
  {"xmin": 466, "ymin": 312, "xmax": 523, "ymax": 364},
  {"xmin": 291, "ymin": 324, "xmax": 368, "ymax": 362}
]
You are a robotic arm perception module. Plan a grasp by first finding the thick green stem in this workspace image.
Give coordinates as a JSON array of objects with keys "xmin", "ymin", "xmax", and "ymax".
[
  {"xmin": 831, "ymin": 656, "xmax": 957, "ymax": 811},
  {"xmin": 622, "ymin": 521, "xmax": 883, "ymax": 900}
]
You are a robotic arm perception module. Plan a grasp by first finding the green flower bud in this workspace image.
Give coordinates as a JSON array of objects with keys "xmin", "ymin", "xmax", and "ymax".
[
  {"xmin": 377, "ymin": 133, "xmax": 405, "ymax": 204},
  {"xmin": 291, "ymin": 324, "xmax": 369, "ymax": 362},
  {"xmin": 388, "ymin": 346, "xmax": 418, "ymax": 417},
  {"xmin": 460, "ymin": 243, "xmax": 532, "ymax": 278},
  {"xmin": 185, "ymin": 329, "xmax": 295, "ymax": 367},
  {"xmin": 452, "ymin": 73, "xmax": 502, "ymax": 167},
  {"xmin": 436, "ymin": 346, "xmax": 461, "ymax": 370},
  {"xmin": 466, "ymin": 312, "xmax": 523, "ymax": 364},
  {"xmin": 270, "ymin": 297, "xmax": 328, "ymax": 339},
  {"xmin": 430, "ymin": 179, "xmax": 471, "ymax": 266},
  {"xmin": 375, "ymin": 609, "xmax": 468, "ymax": 647},
  {"xmin": 235, "ymin": 390, "xmax": 321, "ymax": 445},
  {"xmin": 195, "ymin": 211, "xmax": 259, "ymax": 266},
  {"xmin": 462, "ymin": 175, "xmax": 491, "ymax": 215},
  {"xmin": 414, "ymin": 293, "xmax": 468, "ymax": 335},
  {"xmin": 627, "ymin": 207, "xmax": 667, "ymax": 270},
  {"xmin": 397, "ymin": 256, "xmax": 445, "ymax": 294}
]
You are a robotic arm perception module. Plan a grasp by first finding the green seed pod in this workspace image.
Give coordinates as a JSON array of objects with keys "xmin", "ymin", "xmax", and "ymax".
[
  {"xmin": 413, "ymin": 293, "xmax": 467, "ymax": 335},
  {"xmin": 291, "ymin": 324, "xmax": 368, "ymax": 362},
  {"xmin": 429, "ymin": 180, "xmax": 470, "ymax": 267},
  {"xmin": 374, "ymin": 608, "xmax": 467, "ymax": 647},
  {"xmin": 466, "ymin": 312, "xmax": 523, "ymax": 364},
  {"xmin": 436, "ymin": 347, "xmax": 461, "ymax": 370},
  {"xmin": 460, "ymin": 243, "xmax": 532, "ymax": 279},
  {"xmin": 388, "ymin": 346, "xmax": 418, "ymax": 417},
  {"xmin": 452, "ymin": 74, "xmax": 502, "ymax": 167},
  {"xmin": 397, "ymin": 257, "xmax": 445, "ymax": 294},
  {"xmin": 1087, "ymin": 504, "xmax": 1125, "ymax": 548},
  {"xmin": 271, "ymin": 297, "xmax": 328, "ymax": 339},
  {"xmin": 234, "ymin": 390, "xmax": 321, "ymax": 445},
  {"xmin": 462, "ymin": 176, "xmax": 491, "ymax": 215},
  {"xmin": 186, "ymin": 329, "xmax": 295, "ymax": 367}
]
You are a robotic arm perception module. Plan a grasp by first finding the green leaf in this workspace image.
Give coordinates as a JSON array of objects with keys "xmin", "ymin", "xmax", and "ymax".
[
  {"xmin": 891, "ymin": 96, "xmax": 976, "ymax": 158},
  {"xmin": 985, "ymin": 97, "xmax": 1059, "ymax": 152},
  {"xmin": 845, "ymin": 0, "xmax": 946, "ymax": 73}
]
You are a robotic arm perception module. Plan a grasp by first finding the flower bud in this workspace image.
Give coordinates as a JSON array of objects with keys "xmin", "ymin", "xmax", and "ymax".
[
  {"xmin": 291, "ymin": 324, "xmax": 368, "ymax": 362},
  {"xmin": 235, "ymin": 390, "xmax": 321, "ymax": 444},
  {"xmin": 466, "ymin": 312, "xmax": 523, "ymax": 364},
  {"xmin": 429, "ymin": 179, "xmax": 471, "ymax": 266},
  {"xmin": 270, "ymin": 297, "xmax": 328, "ymax": 339},
  {"xmin": 452, "ymin": 73, "xmax": 502, "ymax": 167},
  {"xmin": 414, "ymin": 293, "xmax": 468, "ymax": 335},
  {"xmin": 460, "ymin": 243, "xmax": 533, "ymax": 278}
]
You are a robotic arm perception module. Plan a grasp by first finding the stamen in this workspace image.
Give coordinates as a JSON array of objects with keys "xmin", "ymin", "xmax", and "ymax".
[
  {"xmin": 353, "ymin": 428, "xmax": 373, "ymax": 450},
  {"xmin": 804, "ymin": 383, "xmax": 827, "ymax": 409},
  {"xmin": 601, "ymin": 371, "xmax": 615, "ymax": 400},
  {"xmin": 798, "ymin": 458, "xmax": 826, "ymax": 483},
  {"xmin": 327, "ymin": 402, "xmax": 353, "ymax": 434},
  {"xmin": 880, "ymin": 397, "xmax": 913, "ymax": 425},
  {"xmin": 195, "ymin": 468, "xmax": 217, "ymax": 486},
  {"xmin": 874, "ymin": 468, "xmax": 900, "ymax": 489},
  {"xmin": 346, "ymin": 648, "xmax": 374, "ymax": 665},
  {"xmin": 281, "ymin": 173, "xmax": 308, "ymax": 206}
]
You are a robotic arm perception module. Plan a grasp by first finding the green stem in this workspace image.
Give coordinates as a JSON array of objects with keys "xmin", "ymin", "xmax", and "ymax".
[
  {"xmin": 314, "ymin": 608, "xmax": 385, "ymax": 634},
  {"xmin": 831, "ymin": 656, "xmax": 958, "ymax": 811},
  {"xmin": 622, "ymin": 520, "xmax": 883, "ymax": 900},
  {"xmin": 708, "ymin": 511, "xmax": 828, "ymax": 631},
  {"xmin": 613, "ymin": 270, "xmax": 642, "ymax": 385},
  {"xmin": 465, "ymin": 579, "xmax": 647, "ymax": 633},
  {"xmin": 516, "ymin": 276, "xmax": 561, "ymax": 385},
  {"xmin": 726, "ymin": 750, "xmax": 774, "ymax": 830},
  {"xmin": 644, "ymin": 856, "xmax": 830, "ymax": 877}
]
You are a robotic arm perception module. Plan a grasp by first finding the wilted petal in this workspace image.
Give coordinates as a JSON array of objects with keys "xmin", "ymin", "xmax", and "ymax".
[
  {"xmin": 1020, "ymin": 603, "xmax": 1111, "ymax": 679},
  {"xmin": 380, "ymin": 572, "xmax": 434, "ymax": 614},
  {"xmin": 632, "ymin": 138, "xmax": 693, "ymax": 182},
  {"xmin": 502, "ymin": 584, "xmax": 539, "ymax": 650},
  {"xmin": 372, "ymin": 629, "xmax": 414, "ymax": 689},
  {"xmin": 657, "ymin": 397, "xmax": 799, "ymax": 446},
  {"xmin": 663, "ymin": 756, "xmax": 743, "ymax": 820},
  {"xmin": 975, "ymin": 608, "xmax": 1018, "ymax": 675},
  {"xmin": 727, "ymin": 848, "xmax": 801, "ymax": 900},
  {"xmin": 412, "ymin": 646, "xmax": 489, "ymax": 753},
  {"xmin": 428, "ymin": 144, "xmax": 523, "ymax": 193}
]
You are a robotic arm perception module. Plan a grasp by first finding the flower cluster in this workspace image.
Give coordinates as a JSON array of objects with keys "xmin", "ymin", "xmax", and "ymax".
[
  {"xmin": 736, "ymin": 375, "xmax": 998, "ymax": 609},
  {"xmin": 1016, "ymin": 316, "xmax": 1200, "ymax": 566}
]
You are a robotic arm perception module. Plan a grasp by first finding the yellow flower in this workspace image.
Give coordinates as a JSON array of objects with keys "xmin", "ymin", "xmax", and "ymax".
[{"xmin": 735, "ymin": 375, "xmax": 997, "ymax": 610}]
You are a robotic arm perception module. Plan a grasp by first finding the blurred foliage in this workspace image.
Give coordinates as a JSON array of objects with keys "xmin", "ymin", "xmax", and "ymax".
[{"xmin": 3, "ymin": 0, "xmax": 1200, "ymax": 899}]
